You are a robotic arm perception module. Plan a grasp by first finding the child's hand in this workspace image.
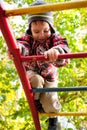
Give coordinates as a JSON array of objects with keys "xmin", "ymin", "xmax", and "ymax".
[
  {"xmin": 7, "ymin": 49, "xmax": 14, "ymax": 60},
  {"xmin": 7, "ymin": 42, "xmax": 22, "ymax": 60},
  {"xmin": 44, "ymin": 48, "xmax": 59, "ymax": 62}
]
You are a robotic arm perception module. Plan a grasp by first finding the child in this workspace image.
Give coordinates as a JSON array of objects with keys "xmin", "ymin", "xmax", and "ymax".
[{"xmin": 15, "ymin": 1, "xmax": 69, "ymax": 130}]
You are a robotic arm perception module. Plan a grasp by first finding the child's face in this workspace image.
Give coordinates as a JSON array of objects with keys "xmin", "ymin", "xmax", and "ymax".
[{"xmin": 31, "ymin": 21, "xmax": 51, "ymax": 43}]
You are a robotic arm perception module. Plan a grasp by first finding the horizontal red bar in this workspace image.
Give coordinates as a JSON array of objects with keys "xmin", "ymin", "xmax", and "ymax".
[{"xmin": 21, "ymin": 52, "xmax": 87, "ymax": 61}]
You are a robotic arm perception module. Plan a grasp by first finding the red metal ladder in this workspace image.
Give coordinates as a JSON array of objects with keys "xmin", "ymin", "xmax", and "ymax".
[{"xmin": 0, "ymin": 1, "xmax": 87, "ymax": 130}]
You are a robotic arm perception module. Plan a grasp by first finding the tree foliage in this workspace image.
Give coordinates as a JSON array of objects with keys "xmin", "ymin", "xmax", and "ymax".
[{"xmin": 0, "ymin": 0, "xmax": 87, "ymax": 129}]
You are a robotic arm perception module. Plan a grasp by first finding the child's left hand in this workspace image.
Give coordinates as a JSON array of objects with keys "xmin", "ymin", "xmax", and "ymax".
[{"xmin": 44, "ymin": 48, "xmax": 59, "ymax": 62}]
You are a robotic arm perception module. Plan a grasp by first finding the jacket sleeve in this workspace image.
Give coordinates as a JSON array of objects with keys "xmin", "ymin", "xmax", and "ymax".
[
  {"xmin": 16, "ymin": 35, "xmax": 31, "ymax": 56},
  {"xmin": 51, "ymin": 33, "xmax": 70, "ymax": 67}
]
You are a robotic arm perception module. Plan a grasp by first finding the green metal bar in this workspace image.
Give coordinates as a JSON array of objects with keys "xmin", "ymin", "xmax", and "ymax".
[{"xmin": 33, "ymin": 86, "xmax": 87, "ymax": 93}]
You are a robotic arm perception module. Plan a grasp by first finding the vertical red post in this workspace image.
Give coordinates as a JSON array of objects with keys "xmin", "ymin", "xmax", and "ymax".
[{"xmin": 0, "ymin": 2, "xmax": 41, "ymax": 130}]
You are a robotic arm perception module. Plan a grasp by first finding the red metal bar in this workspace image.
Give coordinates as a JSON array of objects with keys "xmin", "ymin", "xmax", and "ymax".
[
  {"xmin": 20, "ymin": 52, "xmax": 87, "ymax": 62},
  {"xmin": 0, "ymin": 3, "xmax": 41, "ymax": 130}
]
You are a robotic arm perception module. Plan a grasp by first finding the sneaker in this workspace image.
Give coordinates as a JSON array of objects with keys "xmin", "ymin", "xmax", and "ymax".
[
  {"xmin": 35, "ymin": 100, "xmax": 44, "ymax": 113},
  {"xmin": 48, "ymin": 117, "xmax": 58, "ymax": 130}
]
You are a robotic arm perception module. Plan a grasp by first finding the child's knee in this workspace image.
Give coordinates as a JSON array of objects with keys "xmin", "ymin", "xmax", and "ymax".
[
  {"xmin": 45, "ymin": 80, "xmax": 58, "ymax": 88},
  {"xmin": 30, "ymin": 74, "xmax": 44, "ymax": 88}
]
